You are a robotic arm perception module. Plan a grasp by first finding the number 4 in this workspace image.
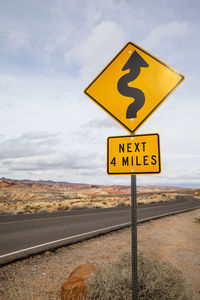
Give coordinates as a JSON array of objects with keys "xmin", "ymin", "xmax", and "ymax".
[{"xmin": 110, "ymin": 157, "xmax": 116, "ymax": 166}]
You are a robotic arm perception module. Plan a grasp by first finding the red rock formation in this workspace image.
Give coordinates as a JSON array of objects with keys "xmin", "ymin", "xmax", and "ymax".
[{"xmin": 61, "ymin": 263, "xmax": 97, "ymax": 300}]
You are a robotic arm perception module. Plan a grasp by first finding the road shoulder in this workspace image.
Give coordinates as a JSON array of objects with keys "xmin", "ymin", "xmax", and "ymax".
[{"xmin": 0, "ymin": 209, "xmax": 199, "ymax": 299}]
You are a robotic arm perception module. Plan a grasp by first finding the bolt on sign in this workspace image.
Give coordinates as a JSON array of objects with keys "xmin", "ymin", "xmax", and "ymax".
[
  {"xmin": 84, "ymin": 42, "xmax": 185, "ymax": 133},
  {"xmin": 107, "ymin": 134, "xmax": 161, "ymax": 175}
]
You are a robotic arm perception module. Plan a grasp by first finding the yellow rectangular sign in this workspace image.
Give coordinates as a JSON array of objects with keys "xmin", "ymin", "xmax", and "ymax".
[{"xmin": 107, "ymin": 134, "xmax": 161, "ymax": 175}]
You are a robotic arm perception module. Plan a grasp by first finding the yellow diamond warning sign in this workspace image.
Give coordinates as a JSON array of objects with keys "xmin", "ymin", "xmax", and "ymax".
[
  {"xmin": 84, "ymin": 42, "xmax": 184, "ymax": 133},
  {"xmin": 107, "ymin": 134, "xmax": 161, "ymax": 175}
]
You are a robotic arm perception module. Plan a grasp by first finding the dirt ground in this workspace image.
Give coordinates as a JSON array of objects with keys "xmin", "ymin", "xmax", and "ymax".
[{"xmin": 0, "ymin": 209, "xmax": 199, "ymax": 299}]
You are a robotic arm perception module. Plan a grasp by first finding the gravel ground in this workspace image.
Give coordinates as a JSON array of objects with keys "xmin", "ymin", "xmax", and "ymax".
[{"xmin": 0, "ymin": 209, "xmax": 199, "ymax": 299}]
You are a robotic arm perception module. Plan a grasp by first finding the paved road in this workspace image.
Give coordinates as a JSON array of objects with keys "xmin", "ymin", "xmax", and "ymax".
[{"xmin": 0, "ymin": 196, "xmax": 199, "ymax": 265}]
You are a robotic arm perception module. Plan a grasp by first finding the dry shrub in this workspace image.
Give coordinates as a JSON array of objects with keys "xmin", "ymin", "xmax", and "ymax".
[
  {"xmin": 0, "ymin": 266, "xmax": 55, "ymax": 300},
  {"xmin": 194, "ymin": 216, "xmax": 200, "ymax": 223},
  {"xmin": 85, "ymin": 251, "xmax": 194, "ymax": 300},
  {"xmin": 71, "ymin": 202, "xmax": 91, "ymax": 210},
  {"xmin": 91, "ymin": 202, "xmax": 107, "ymax": 209}
]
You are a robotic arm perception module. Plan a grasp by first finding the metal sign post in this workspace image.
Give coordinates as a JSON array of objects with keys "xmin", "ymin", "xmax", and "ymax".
[
  {"xmin": 131, "ymin": 174, "xmax": 137, "ymax": 300},
  {"xmin": 84, "ymin": 41, "xmax": 184, "ymax": 300},
  {"xmin": 130, "ymin": 129, "xmax": 138, "ymax": 300},
  {"xmin": 107, "ymin": 132, "xmax": 160, "ymax": 299}
]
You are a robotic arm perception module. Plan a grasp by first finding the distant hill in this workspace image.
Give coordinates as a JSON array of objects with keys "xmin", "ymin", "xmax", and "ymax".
[
  {"xmin": 0, "ymin": 177, "xmax": 72, "ymax": 185},
  {"xmin": 0, "ymin": 177, "xmax": 199, "ymax": 189}
]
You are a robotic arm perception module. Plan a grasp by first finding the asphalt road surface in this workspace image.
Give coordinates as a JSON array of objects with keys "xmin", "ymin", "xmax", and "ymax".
[{"xmin": 0, "ymin": 196, "xmax": 199, "ymax": 265}]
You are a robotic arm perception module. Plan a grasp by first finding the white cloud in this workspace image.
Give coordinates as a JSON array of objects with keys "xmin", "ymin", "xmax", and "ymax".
[
  {"xmin": 65, "ymin": 20, "xmax": 126, "ymax": 76},
  {"xmin": 142, "ymin": 21, "xmax": 189, "ymax": 49},
  {"xmin": 84, "ymin": 2, "xmax": 102, "ymax": 28},
  {"xmin": 6, "ymin": 29, "xmax": 30, "ymax": 52},
  {"xmin": 0, "ymin": 12, "xmax": 30, "ymax": 53},
  {"xmin": 83, "ymin": 117, "xmax": 118, "ymax": 129},
  {"xmin": 0, "ymin": 1, "xmax": 199, "ymax": 186},
  {"xmin": 0, "ymin": 132, "xmax": 60, "ymax": 160},
  {"xmin": 2, "ymin": 151, "xmax": 103, "ymax": 172}
]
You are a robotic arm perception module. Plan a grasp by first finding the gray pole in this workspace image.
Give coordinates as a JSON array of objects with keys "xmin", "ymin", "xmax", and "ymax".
[{"xmin": 131, "ymin": 174, "xmax": 137, "ymax": 300}]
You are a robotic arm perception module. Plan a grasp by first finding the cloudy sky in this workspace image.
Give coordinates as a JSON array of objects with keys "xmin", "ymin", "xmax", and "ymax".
[{"xmin": 0, "ymin": 0, "xmax": 199, "ymax": 186}]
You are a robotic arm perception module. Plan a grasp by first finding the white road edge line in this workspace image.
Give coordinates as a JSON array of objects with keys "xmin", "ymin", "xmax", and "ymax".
[
  {"xmin": 0, "ymin": 222, "xmax": 131, "ymax": 258},
  {"xmin": 138, "ymin": 206, "xmax": 200, "ymax": 223},
  {"xmin": 1, "ymin": 205, "xmax": 200, "ymax": 259}
]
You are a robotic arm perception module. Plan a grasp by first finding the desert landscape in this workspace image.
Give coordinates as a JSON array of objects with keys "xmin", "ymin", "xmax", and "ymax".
[
  {"xmin": 0, "ymin": 178, "xmax": 199, "ymax": 215},
  {"xmin": 0, "ymin": 178, "xmax": 200, "ymax": 299}
]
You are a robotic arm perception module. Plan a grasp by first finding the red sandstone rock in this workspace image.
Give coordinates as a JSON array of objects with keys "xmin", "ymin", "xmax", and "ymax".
[{"xmin": 61, "ymin": 262, "xmax": 97, "ymax": 300}]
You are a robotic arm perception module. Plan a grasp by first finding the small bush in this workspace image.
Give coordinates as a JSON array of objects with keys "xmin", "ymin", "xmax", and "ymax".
[
  {"xmin": 194, "ymin": 216, "xmax": 200, "ymax": 223},
  {"xmin": 117, "ymin": 201, "xmax": 127, "ymax": 207},
  {"xmin": 85, "ymin": 251, "xmax": 194, "ymax": 300}
]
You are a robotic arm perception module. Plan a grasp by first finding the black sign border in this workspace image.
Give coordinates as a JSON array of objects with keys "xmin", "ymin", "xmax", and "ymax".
[
  {"xmin": 107, "ymin": 133, "xmax": 161, "ymax": 175},
  {"xmin": 84, "ymin": 42, "xmax": 184, "ymax": 133}
]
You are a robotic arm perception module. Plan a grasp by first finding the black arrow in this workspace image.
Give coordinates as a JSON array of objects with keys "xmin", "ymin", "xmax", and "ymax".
[{"xmin": 117, "ymin": 51, "xmax": 149, "ymax": 119}]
